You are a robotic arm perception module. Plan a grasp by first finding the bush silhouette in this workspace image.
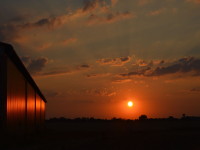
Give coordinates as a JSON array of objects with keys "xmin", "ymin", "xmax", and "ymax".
[{"xmin": 139, "ymin": 115, "xmax": 148, "ymax": 120}]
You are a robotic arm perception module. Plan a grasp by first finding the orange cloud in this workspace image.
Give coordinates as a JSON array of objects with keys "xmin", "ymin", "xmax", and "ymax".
[
  {"xmin": 61, "ymin": 38, "xmax": 77, "ymax": 46},
  {"xmin": 147, "ymin": 8, "xmax": 165, "ymax": 16},
  {"xmin": 112, "ymin": 79, "xmax": 132, "ymax": 84},
  {"xmin": 0, "ymin": 0, "xmax": 132, "ymax": 43},
  {"xmin": 86, "ymin": 73, "xmax": 110, "ymax": 78},
  {"xmin": 96, "ymin": 56, "xmax": 131, "ymax": 66},
  {"xmin": 36, "ymin": 64, "xmax": 91, "ymax": 78}
]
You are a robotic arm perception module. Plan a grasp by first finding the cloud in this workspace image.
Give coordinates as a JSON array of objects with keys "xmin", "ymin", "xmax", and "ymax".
[
  {"xmin": 112, "ymin": 79, "xmax": 132, "ymax": 84},
  {"xmin": 85, "ymin": 88, "xmax": 116, "ymax": 97},
  {"xmin": 132, "ymin": 59, "xmax": 165, "ymax": 67},
  {"xmin": 119, "ymin": 57, "xmax": 200, "ymax": 77},
  {"xmin": 147, "ymin": 8, "xmax": 166, "ymax": 16},
  {"xmin": 87, "ymin": 11, "xmax": 134, "ymax": 25},
  {"xmin": 150, "ymin": 57, "xmax": 200, "ymax": 76},
  {"xmin": 78, "ymin": 64, "xmax": 91, "ymax": 69},
  {"xmin": 136, "ymin": 59, "xmax": 149, "ymax": 67},
  {"xmin": 37, "ymin": 64, "xmax": 91, "ymax": 77},
  {"xmin": 20, "ymin": 15, "xmax": 69, "ymax": 30},
  {"xmin": 82, "ymin": 0, "xmax": 101, "ymax": 12},
  {"xmin": 186, "ymin": 0, "xmax": 200, "ymax": 4},
  {"xmin": 119, "ymin": 67, "xmax": 151, "ymax": 77},
  {"xmin": 61, "ymin": 38, "xmax": 77, "ymax": 46},
  {"xmin": 27, "ymin": 57, "xmax": 48, "ymax": 75},
  {"xmin": 86, "ymin": 73, "xmax": 110, "ymax": 78},
  {"xmin": 96, "ymin": 56, "xmax": 131, "ymax": 66},
  {"xmin": 0, "ymin": 0, "xmax": 132, "ymax": 42}
]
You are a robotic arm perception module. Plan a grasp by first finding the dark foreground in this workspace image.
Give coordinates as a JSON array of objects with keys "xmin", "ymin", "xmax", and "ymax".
[{"xmin": 1, "ymin": 120, "xmax": 200, "ymax": 150}]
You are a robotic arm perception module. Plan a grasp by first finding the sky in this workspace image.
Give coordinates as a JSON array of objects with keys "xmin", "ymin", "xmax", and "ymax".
[{"xmin": 1, "ymin": 0, "xmax": 200, "ymax": 119}]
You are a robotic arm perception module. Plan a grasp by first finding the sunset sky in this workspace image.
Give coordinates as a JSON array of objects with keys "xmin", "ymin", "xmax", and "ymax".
[{"xmin": 1, "ymin": 0, "xmax": 200, "ymax": 119}]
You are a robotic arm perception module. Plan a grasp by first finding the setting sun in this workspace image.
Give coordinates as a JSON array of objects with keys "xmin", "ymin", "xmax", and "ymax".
[{"xmin": 127, "ymin": 101, "xmax": 133, "ymax": 107}]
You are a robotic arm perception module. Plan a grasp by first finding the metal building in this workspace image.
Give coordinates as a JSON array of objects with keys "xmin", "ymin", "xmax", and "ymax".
[{"xmin": 0, "ymin": 42, "xmax": 46, "ymax": 132}]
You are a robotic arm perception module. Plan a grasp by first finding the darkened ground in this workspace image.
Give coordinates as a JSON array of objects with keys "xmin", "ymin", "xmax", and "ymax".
[{"xmin": 1, "ymin": 120, "xmax": 200, "ymax": 150}]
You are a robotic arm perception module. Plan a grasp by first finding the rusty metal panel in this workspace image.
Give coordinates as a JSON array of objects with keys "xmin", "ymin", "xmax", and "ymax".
[
  {"xmin": 26, "ymin": 83, "xmax": 36, "ymax": 129},
  {"xmin": 7, "ymin": 58, "xmax": 26, "ymax": 129}
]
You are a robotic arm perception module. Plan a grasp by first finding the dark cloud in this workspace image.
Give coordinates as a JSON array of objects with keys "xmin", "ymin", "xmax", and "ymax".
[
  {"xmin": 20, "ymin": 16, "xmax": 63, "ymax": 29},
  {"xmin": 79, "ymin": 64, "xmax": 90, "ymax": 68},
  {"xmin": 120, "ymin": 67, "xmax": 151, "ymax": 77},
  {"xmin": 97, "ymin": 56, "xmax": 131, "ymax": 66},
  {"xmin": 0, "ymin": 0, "xmax": 130, "ymax": 42},
  {"xmin": 119, "ymin": 57, "xmax": 200, "ymax": 77},
  {"xmin": 82, "ymin": 0, "xmax": 100, "ymax": 12},
  {"xmin": 27, "ymin": 57, "xmax": 48, "ymax": 74},
  {"xmin": 151, "ymin": 57, "xmax": 200, "ymax": 76}
]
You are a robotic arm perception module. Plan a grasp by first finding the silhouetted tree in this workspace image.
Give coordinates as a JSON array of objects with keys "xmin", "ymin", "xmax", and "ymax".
[
  {"xmin": 182, "ymin": 113, "xmax": 186, "ymax": 118},
  {"xmin": 139, "ymin": 115, "xmax": 148, "ymax": 120}
]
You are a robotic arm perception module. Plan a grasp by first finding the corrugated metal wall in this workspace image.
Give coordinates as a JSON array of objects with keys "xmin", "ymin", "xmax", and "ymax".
[
  {"xmin": 27, "ymin": 83, "xmax": 36, "ymax": 130},
  {"xmin": 6, "ymin": 57, "xmax": 45, "ymax": 131},
  {"xmin": 7, "ymin": 58, "xmax": 26, "ymax": 130}
]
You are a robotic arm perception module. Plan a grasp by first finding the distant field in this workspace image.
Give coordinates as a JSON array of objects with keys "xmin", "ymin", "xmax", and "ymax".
[{"xmin": 1, "ymin": 120, "xmax": 200, "ymax": 150}]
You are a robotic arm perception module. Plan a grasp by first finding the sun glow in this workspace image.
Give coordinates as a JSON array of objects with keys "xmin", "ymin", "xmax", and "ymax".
[{"xmin": 127, "ymin": 101, "xmax": 133, "ymax": 107}]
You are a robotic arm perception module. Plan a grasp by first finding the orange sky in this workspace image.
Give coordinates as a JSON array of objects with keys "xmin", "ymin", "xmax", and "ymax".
[{"xmin": 1, "ymin": 0, "xmax": 200, "ymax": 119}]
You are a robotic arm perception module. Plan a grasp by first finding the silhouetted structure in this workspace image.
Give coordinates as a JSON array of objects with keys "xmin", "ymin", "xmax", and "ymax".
[{"xmin": 0, "ymin": 42, "xmax": 47, "ymax": 133}]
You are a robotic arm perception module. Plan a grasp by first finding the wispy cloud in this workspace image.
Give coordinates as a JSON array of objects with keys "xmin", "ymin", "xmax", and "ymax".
[
  {"xmin": 0, "ymin": 0, "xmax": 133, "ymax": 43},
  {"xmin": 86, "ymin": 73, "xmax": 110, "ymax": 78},
  {"xmin": 112, "ymin": 78, "xmax": 132, "ymax": 84},
  {"xmin": 27, "ymin": 57, "xmax": 49, "ymax": 75},
  {"xmin": 61, "ymin": 38, "xmax": 77, "ymax": 46},
  {"xmin": 96, "ymin": 56, "xmax": 131, "ymax": 66},
  {"xmin": 37, "ymin": 64, "xmax": 91, "ymax": 77},
  {"xmin": 84, "ymin": 88, "xmax": 116, "ymax": 97},
  {"xmin": 147, "ymin": 8, "xmax": 166, "ymax": 16},
  {"xmin": 87, "ymin": 11, "xmax": 134, "ymax": 25}
]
